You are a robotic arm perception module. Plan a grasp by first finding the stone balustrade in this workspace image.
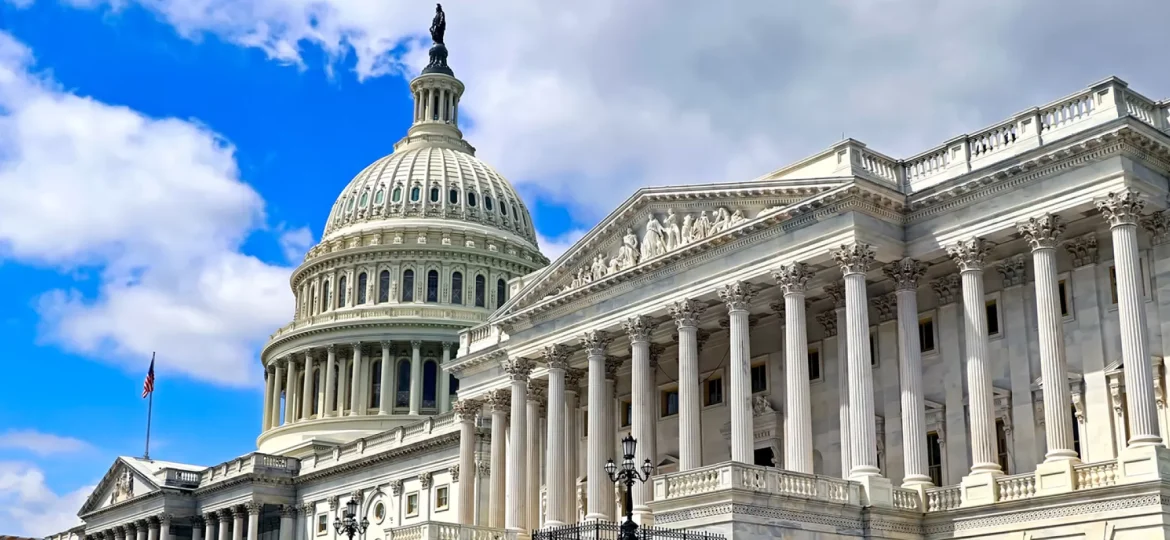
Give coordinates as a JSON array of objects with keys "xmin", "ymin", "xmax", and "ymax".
[
  {"xmin": 1074, "ymin": 460, "xmax": 1119, "ymax": 490},
  {"xmin": 652, "ymin": 462, "xmax": 860, "ymax": 505},
  {"xmin": 925, "ymin": 485, "xmax": 962, "ymax": 512},
  {"xmin": 892, "ymin": 487, "xmax": 921, "ymax": 511},
  {"xmin": 197, "ymin": 452, "xmax": 300, "ymax": 486},
  {"xmin": 995, "ymin": 471, "xmax": 1037, "ymax": 502},
  {"xmin": 270, "ymin": 306, "xmax": 488, "ymax": 340},
  {"xmin": 387, "ymin": 522, "xmax": 515, "ymax": 540}
]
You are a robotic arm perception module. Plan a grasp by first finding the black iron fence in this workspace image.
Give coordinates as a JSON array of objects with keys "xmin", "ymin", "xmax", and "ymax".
[{"xmin": 532, "ymin": 522, "xmax": 724, "ymax": 540}]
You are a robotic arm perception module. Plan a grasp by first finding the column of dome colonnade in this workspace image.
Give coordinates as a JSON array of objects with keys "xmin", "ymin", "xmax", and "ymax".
[
  {"xmin": 883, "ymin": 258, "xmax": 933, "ymax": 488},
  {"xmin": 261, "ymin": 340, "xmax": 460, "ymax": 433}
]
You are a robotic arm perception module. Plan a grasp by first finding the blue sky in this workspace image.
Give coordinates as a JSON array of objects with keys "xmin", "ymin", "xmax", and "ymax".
[{"xmin": 3, "ymin": 0, "xmax": 1170, "ymax": 536}]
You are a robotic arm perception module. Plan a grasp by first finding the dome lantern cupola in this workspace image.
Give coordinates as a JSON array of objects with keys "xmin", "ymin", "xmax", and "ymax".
[{"xmin": 395, "ymin": 3, "xmax": 473, "ymax": 155}]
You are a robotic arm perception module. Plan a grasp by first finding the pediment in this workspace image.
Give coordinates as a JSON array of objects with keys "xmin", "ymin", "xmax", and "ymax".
[
  {"xmin": 495, "ymin": 177, "xmax": 866, "ymax": 322},
  {"xmin": 80, "ymin": 458, "xmax": 162, "ymax": 516}
]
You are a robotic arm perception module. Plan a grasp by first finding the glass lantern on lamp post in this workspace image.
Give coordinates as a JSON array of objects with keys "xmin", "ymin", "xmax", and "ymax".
[
  {"xmin": 333, "ymin": 498, "xmax": 369, "ymax": 540},
  {"xmin": 606, "ymin": 433, "xmax": 653, "ymax": 540}
]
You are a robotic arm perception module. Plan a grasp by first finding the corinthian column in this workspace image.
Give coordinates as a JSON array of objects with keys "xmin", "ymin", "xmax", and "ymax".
[
  {"xmin": 823, "ymin": 283, "xmax": 850, "ymax": 478},
  {"xmin": 453, "ymin": 399, "xmax": 480, "ymax": 525},
  {"xmin": 409, "ymin": 340, "xmax": 422, "ymax": 415},
  {"xmin": 487, "ymin": 389, "xmax": 509, "ymax": 528},
  {"xmin": 774, "ymin": 263, "xmax": 813, "ymax": 473},
  {"xmin": 543, "ymin": 345, "xmax": 569, "ymax": 528},
  {"xmin": 504, "ymin": 357, "xmax": 533, "ymax": 532},
  {"xmin": 379, "ymin": 342, "xmax": 392, "ymax": 414},
  {"xmin": 262, "ymin": 367, "xmax": 274, "ymax": 431},
  {"xmin": 669, "ymin": 299, "xmax": 705, "ymax": 471},
  {"xmin": 283, "ymin": 358, "xmax": 297, "ymax": 425},
  {"xmin": 832, "ymin": 244, "xmax": 881, "ymax": 478},
  {"xmin": 1018, "ymin": 215, "xmax": 1079, "ymax": 461},
  {"xmin": 324, "ymin": 345, "xmax": 338, "ymax": 417},
  {"xmin": 581, "ymin": 331, "xmax": 610, "ymax": 521},
  {"xmin": 884, "ymin": 259, "xmax": 932, "ymax": 487},
  {"xmin": 1098, "ymin": 190, "xmax": 1162, "ymax": 447},
  {"xmin": 947, "ymin": 238, "xmax": 1002, "ymax": 476},
  {"xmin": 525, "ymin": 380, "xmax": 546, "ymax": 529},
  {"xmin": 602, "ymin": 355, "xmax": 623, "ymax": 517},
  {"xmin": 301, "ymin": 352, "xmax": 314, "ymax": 420},
  {"xmin": 349, "ymin": 343, "xmax": 362, "ymax": 416},
  {"xmin": 564, "ymin": 368, "xmax": 584, "ymax": 523},
  {"xmin": 624, "ymin": 315, "xmax": 654, "ymax": 522},
  {"xmin": 719, "ymin": 281, "xmax": 755, "ymax": 463},
  {"xmin": 270, "ymin": 362, "xmax": 284, "ymax": 429}
]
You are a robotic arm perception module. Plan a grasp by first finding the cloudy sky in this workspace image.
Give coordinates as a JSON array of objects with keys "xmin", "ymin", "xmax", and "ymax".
[{"xmin": 2, "ymin": 0, "xmax": 1169, "ymax": 535}]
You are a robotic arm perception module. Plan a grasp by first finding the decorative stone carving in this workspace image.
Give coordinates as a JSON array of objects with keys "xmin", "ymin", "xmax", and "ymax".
[
  {"xmin": 503, "ymin": 357, "xmax": 533, "ymax": 381},
  {"xmin": 669, "ymin": 299, "xmax": 705, "ymax": 328},
  {"xmin": 565, "ymin": 368, "xmax": 585, "ymax": 390},
  {"xmin": 528, "ymin": 379, "xmax": 548, "ymax": 401},
  {"xmin": 1096, "ymin": 189, "xmax": 1144, "ymax": 227},
  {"xmin": 883, "ymin": 258, "xmax": 927, "ymax": 291},
  {"xmin": 931, "ymin": 275, "xmax": 960, "ymax": 305},
  {"xmin": 947, "ymin": 237, "xmax": 992, "ymax": 271},
  {"xmin": 476, "ymin": 461, "xmax": 490, "ymax": 477},
  {"xmin": 328, "ymin": 495, "xmax": 340, "ymax": 510},
  {"xmin": 487, "ymin": 388, "xmax": 511, "ymax": 413},
  {"xmin": 769, "ymin": 299, "xmax": 784, "ymax": 321},
  {"xmin": 772, "ymin": 263, "xmax": 812, "ymax": 294},
  {"xmin": 190, "ymin": 516, "xmax": 205, "ymax": 528},
  {"xmin": 419, "ymin": 472, "xmax": 433, "ymax": 489},
  {"xmin": 873, "ymin": 293, "xmax": 897, "ymax": 323},
  {"xmin": 719, "ymin": 281, "xmax": 754, "ymax": 310},
  {"xmin": 111, "ymin": 468, "xmax": 134, "ymax": 504},
  {"xmin": 751, "ymin": 395, "xmax": 775, "ymax": 416},
  {"xmin": 997, "ymin": 254, "xmax": 1027, "ymax": 287},
  {"xmin": 604, "ymin": 355, "xmax": 624, "ymax": 380},
  {"xmin": 623, "ymin": 315, "xmax": 654, "ymax": 342},
  {"xmin": 579, "ymin": 330, "xmax": 610, "ymax": 355},
  {"xmin": 280, "ymin": 505, "xmax": 298, "ymax": 518},
  {"xmin": 452, "ymin": 399, "xmax": 480, "ymax": 422},
  {"xmin": 1018, "ymin": 214, "xmax": 1064, "ymax": 250},
  {"xmin": 832, "ymin": 243, "xmax": 875, "ymax": 275},
  {"xmin": 1141, "ymin": 210, "xmax": 1170, "ymax": 246},
  {"xmin": 815, "ymin": 310, "xmax": 837, "ymax": 337},
  {"xmin": 245, "ymin": 501, "xmax": 262, "ymax": 515},
  {"xmin": 648, "ymin": 343, "xmax": 666, "ymax": 367},
  {"xmin": 390, "ymin": 480, "xmax": 404, "ymax": 496},
  {"xmin": 449, "ymin": 465, "xmax": 460, "ymax": 482},
  {"xmin": 696, "ymin": 329, "xmax": 711, "ymax": 350},
  {"xmin": 823, "ymin": 282, "xmax": 846, "ymax": 308},
  {"xmin": 1064, "ymin": 233, "xmax": 1099, "ymax": 267}
]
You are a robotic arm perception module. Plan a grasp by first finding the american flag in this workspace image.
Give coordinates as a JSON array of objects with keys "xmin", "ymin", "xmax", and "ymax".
[{"xmin": 142, "ymin": 356, "xmax": 156, "ymax": 398}]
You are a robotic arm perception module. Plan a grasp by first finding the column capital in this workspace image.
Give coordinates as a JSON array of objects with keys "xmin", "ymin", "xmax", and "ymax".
[
  {"xmin": 931, "ymin": 274, "xmax": 960, "ymax": 305},
  {"xmin": 449, "ymin": 465, "xmax": 460, "ymax": 482},
  {"xmin": 245, "ymin": 501, "xmax": 262, "ymax": 515},
  {"xmin": 946, "ymin": 237, "xmax": 992, "ymax": 272},
  {"xmin": 719, "ymin": 280, "xmax": 754, "ymax": 311},
  {"xmin": 380, "ymin": 341, "xmax": 391, "ymax": 350},
  {"xmin": 665, "ymin": 298, "xmax": 702, "ymax": 329},
  {"xmin": 832, "ymin": 243, "xmax": 875, "ymax": 275},
  {"xmin": 390, "ymin": 480, "xmax": 404, "ymax": 496},
  {"xmin": 579, "ymin": 330, "xmax": 610, "ymax": 355},
  {"xmin": 487, "ymin": 388, "xmax": 511, "ymax": 413},
  {"xmin": 304, "ymin": 349, "xmax": 314, "ymax": 361},
  {"xmin": 442, "ymin": 341, "xmax": 453, "ymax": 351},
  {"xmin": 453, "ymin": 398, "xmax": 481, "ymax": 422},
  {"xmin": 623, "ymin": 315, "xmax": 654, "ymax": 343},
  {"xmin": 477, "ymin": 460, "xmax": 490, "ymax": 477},
  {"xmin": 543, "ymin": 344, "xmax": 570, "ymax": 370},
  {"xmin": 883, "ymin": 258, "xmax": 927, "ymax": 291},
  {"xmin": 996, "ymin": 254, "xmax": 1027, "ymax": 287},
  {"xmin": 280, "ymin": 505, "xmax": 298, "ymax": 519},
  {"xmin": 419, "ymin": 472, "xmax": 433, "ymax": 490},
  {"xmin": 564, "ymin": 367, "xmax": 585, "ymax": 389},
  {"xmin": 604, "ymin": 355, "xmax": 625, "ymax": 380},
  {"xmin": 265, "ymin": 364, "xmax": 276, "ymax": 374},
  {"xmin": 1096, "ymin": 189, "xmax": 1144, "ymax": 227},
  {"xmin": 873, "ymin": 293, "xmax": 897, "ymax": 323},
  {"xmin": 1142, "ymin": 210, "xmax": 1170, "ymax": 245},
  {"xmin": 327, "ymin": 495, "xmax": 339, "ymax": 510},
  {"xmin": 326, "ymin": 344, "xmax": 336, "ymax": 354},
  {"xmin": 216, "ymin": 512, "xmax": 231, "ymax": 524},
  {"xmin": 768, "ymin": 299, "xmax": 784, "ymax": 321},
  {"xmin": 190, "ymin": 516, "xmax": 205, "ymax": 528},
  {"xmin": 815, "ymin": 310, "xmax": 837, "ymax": 337},
  {"xmin": 298, "ymin": 502, "xmax": 314, "ymax": 516},
  {"xmin": 528, "ymin": 379, "xmax": 548, "ymax": 401},
  {"xmin": 503, "ymin": 357, "xmax": 533, "ymax": 382},
  {"xmin": 1064, "ymin": 233, "xmax": 1099, "ymax": 267},
  {"xmin": 772, "ymin": 262, "xmax": 812, "ymax": 295},
  {"xmin": 349, "ymin": 489, "xmax": 364, "ymax": 503},
  {"xmin": 1017, "ymin": 214, "xmax": 1065, "ymax": 250},
  {"xmin": 411, "ymin": 339, "xmax": 422, "ymax": 349},
  {"xmin": 696, "ymin": 329, "xmax": 711, "ymax": 350}
]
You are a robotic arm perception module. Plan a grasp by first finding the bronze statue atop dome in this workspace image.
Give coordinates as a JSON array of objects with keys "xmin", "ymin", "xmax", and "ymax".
[{"xmin": 423, "ymin": 3, "xmax": 453, "ymax": 75}]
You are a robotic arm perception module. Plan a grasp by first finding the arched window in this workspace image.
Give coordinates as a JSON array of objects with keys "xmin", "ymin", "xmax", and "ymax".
[
  {"xmin": 378, "ymin": 270, "xmax": 390, "ymax": 303},
  {"xmin": 426, "ymin": 270, "xmax": 439, "ymax": 303},
  {"xmin": 358, "ymin": 192, "xmax": 368, "ymax": 207},
  {"xmin": 449, "ymin": 189, "xmax": 459, "ymax": 204},
  {"xmin": 497, "ymin": 278, "xmax": 507, "ymax": 308},
  {"xmin": 512, "ymin": 204, "xmax": 519, "ymax": 218},
  {"xmin": 374, "ymin": 189, "xmax": 385, "ymax": 205},
  {"xmin": 310, "ymin": 284, "xmax": 318, "ymax": 314},
  {"xmin": 312, "ymin": 368, "xmax": 321, "ymax": 415},
  {"xmin": 468, "ymin": 192, "xmax": 478, "ymax": 207},
  {"xmin": 337, "ymin": 275, "xmax": 348, "ymax": 308},
  {"xmin": 392, "ymin": 187, "xmax": 402, "ymax": 202},
  {"xmin": 451, "ymin": 272, "xmax": 463, "ymax": 305},
  {"xmin": 396, "ymin": 360, "xmax": 411, "ymax": 407},
  {"xmin": 402, "ymin": 270, "xmax": 415, "ymax": 302},
  {"xmin": 429, "ymin": 187, "xmax": 440, "ymax": 202},
  {"xmin": 410, "ymin": 186, "xmax": 421, "ymax": 201},
  {"xmin": 422, "ymin": 360, "xmax": 439, "ymax": 409},
  {"xmin": 322, "ymin": 281, "xmax": 332, "ymax": 311},
  {"xmin": 369, "ymin": 359, "xmax": 382, "ymax": 409},
  {"xmin": 475, "ymin": 275, "xmax": 486, "ymax": 307},
  {"xmin": 501, "ymin": 201, "xmax": 508, "ymax": 216},
  {"xmin": 346, "ymin": 196, "xmax": 356, "ymax": 211},
  {"xmin": 485, "ymin": 195, "xmax": 494, "ymax": 211},
  {"xmin": 356, "ymin": 273, "xmax": 368, "ymax": 305}
]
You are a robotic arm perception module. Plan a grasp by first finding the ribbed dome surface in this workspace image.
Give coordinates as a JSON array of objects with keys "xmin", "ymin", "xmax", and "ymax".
[{"xmin": 322, "ymin": 146, "xmax": 538, "ymax": 246}]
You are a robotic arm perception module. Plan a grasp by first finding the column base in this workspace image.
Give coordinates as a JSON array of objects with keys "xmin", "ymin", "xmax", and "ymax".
[
  {"xmin": 1117, "ymin": 444, "xmax": 1170, "ymax": 484},
  {"xmin": 959, "ymin": 470, "xmax": 1003, "ymax": 508},
  {"xmin": 1034, "ymin": 458, "xmax": 1080, "ymax": 495},
  {"xmin": 854, "ymin": 475, "xmax": 893, "ymax": 508}
]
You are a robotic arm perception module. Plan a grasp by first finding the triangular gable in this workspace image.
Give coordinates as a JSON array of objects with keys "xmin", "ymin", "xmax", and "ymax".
[
  {"xmin": 497, "ymin": 177, "xmax": 855, "ymax": 321},
  {"xmin": 80, "ymin": 457, "xmax": 162, "ymax": 515}
]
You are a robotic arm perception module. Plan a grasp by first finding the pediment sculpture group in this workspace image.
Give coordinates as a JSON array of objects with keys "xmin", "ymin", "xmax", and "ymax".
[{"xmin": 561, "ymin": 207, "xmax": 748, "ymax": 293}]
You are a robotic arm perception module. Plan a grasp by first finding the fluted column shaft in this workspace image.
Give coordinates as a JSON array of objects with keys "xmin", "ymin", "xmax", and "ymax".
[
  {"xmin": 283, "ymin": 360, "xmax": 297, "ymax": 426},
  {"xmin": 216, "ymin": 515, "xmax": 229, "ymax": 540},
  {"xmin": 951, "ymin": 240, "xmax": 1001, "ymax": 474},
  {"xmin": 277, "ymin": 509, "xmax": 293, "ymax": 540},
  {"xmin": 584, "ymin": 338, "xmax": 608, "ymax": 521},
  {"xmin": 563, "ymin": 383, "xmax": 580, "ymax": 523},
  {"xmin": 324, "ymin": 347, "xmax": 338, "ymax": 417},
  {"xmin": 525, "ymin": 391, "xmax": 541, "ymax": 529},
  {"xmin": 271, "ymin": 363, "xmax": 285, "ymax": 428},
  {"xmin": 440, "ymin": 344, "xmax": 453, "ymax": 412},
  {"xmin": 246, "ymin": 507, "xmax": 259, "ymax": 540},
  {"xmin": 148, "ymin": 520, "xmax": 159, "ymax": 540},
  {"xmin": 834, "ymin": 304, "xmax": 851, "ymax": 478},
  {"xmin": 544, "ymin": 355, "xmax": 568, "ymax": 527},
  {"xmin": 832, "ymin": 244, "xmax": 881, "ymax": 479},
  {"xmin": 884, "ymin": 258, "xmax": 932, "ymax": 486},
  {"xmin": 783, "ymin": 277, "xmax": 813, "ymax": 473},
  {"xmin": 379, "ymin": 342, "xmax": 392, "ymax": 414},
  {"xmin": 489, "ymin": 400, "xmax": 507, "ymax": 528},
  {"xmin": 629, "ymin": 324, "xmax": 653, "ymax": 521},
  {"xmin": 721, "ymin": 282, "xmax": 755, "ymax": 463},
  {"xmin": 409, "ymin": 341, "xmax": 423, "ymax": 415},
  {"xmin": 300, "ymin": 353, "xmax": 313, "ymax": 420},
  {"xmin": 348, "ymin": 344, "xmax": 362, "ymax": 415},
  {"xmin": 671, "ymin": 299, "xmax": 704, "ymax": 471},
  {"xmin": 138, "ymin": 522, "xmax": 149, "ymax": 540},
  {"xmin": 262, "ymin": 370, "xmax": 274, "ymax": 431},
  {"xmin": 504, "ymin": 362, "xmax": 530, "ymax": 532},
  {"xmin": 455, "ymin": 401, "xmax": 478, "ymax": 525},
  {"xmin": 203, "ymin": 517, "xmax": 215, "ymax": 540}
]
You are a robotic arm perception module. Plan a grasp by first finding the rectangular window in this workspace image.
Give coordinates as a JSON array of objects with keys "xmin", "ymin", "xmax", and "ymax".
[
  {"xmin": 705, "ymin": 377, "xmax": 723, "ymax": 406},
  {"xmin": 406, "ymin": 493, "xmax": 419, "ymax": 516},
  {"xmin": 316, "ymin": 515, "xmax": 327, "ymax": 535},
  {"xmin": 808, "ymin": 348, "xmax": 821, "ymax": 381},
  {"xmin": 986, "ymin": 299, "xmax": 1000, "ymax": 336},
  {"xmin": 995, "ymin": 419, "xmax": 1010, "ymax": 474},
  {"xmin": 435, "ymin": 485, "xmax": 450, "ymax": 511},
  {"xmin": 620, "ymin": 400, "xmax": 632, "ymax": 428},
  {"xmin": 1058, "ymin": 279, "xmax": 1070, "ymax": 317},
  {"xmin": 750, "ymin": 363, "xmax": 767, "ymax": 394},
  {"xmin": 1071, "ymin": 408, "xmax": 1081, "ymax": 459},
  {"xmin": 927, "ymin": 432, "xmax": 943, "ymax": 487},
  {"xmin": 918, "ymin": 317, "xmax": 935, "ymax": 352},
  {"xmin": 1109, "ymin": 266, "xmax": 1119, "ymax": 305},
  {"xmin": 660, "ymin": 388, "xmax": 679, "ymax": 417}
]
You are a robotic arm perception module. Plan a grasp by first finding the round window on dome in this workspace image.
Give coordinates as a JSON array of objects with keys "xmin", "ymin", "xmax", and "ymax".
[
  {"xmin": 468, "ymin": 192, "xmax": 478, "ymax": 207},
  {"xmin": 430, "ymin": 187, "xmax": 440, "ymax": 202},
  {"xmin": 449, "ymin": 189, "xmax": 459, "ymax": 204},
  {"xmin": 410, "ymin": 187, "xmax": 421, "ymax": 201},
  {"xmin": 392, "ymin": 187, "xmax": 402, "ymax": 202},
  {"xmin": 359, "ymin": 192, "xmax": 369, "ymax": 207},
  {"xmin": 485, "ymin": 196, "xmax": 494, "ymax": 211},
  {"xmin": 374, "ymin": 189, "xmax": 385, "ymax": 205}
]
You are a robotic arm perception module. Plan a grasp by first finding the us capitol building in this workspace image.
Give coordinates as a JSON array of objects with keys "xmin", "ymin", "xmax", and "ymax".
[{"xmin": 50, "ymin": 9, "xmax": 1170, "ymax": 540}]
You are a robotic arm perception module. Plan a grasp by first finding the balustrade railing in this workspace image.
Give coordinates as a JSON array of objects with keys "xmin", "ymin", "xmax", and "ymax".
[
  {"xmin": 1075, "ymin": 461, "xmax": 1118, "ymax": 490},
  {"xmin": 389, "ymin": 523, "xmax": 513, "ymax": 540},
  {"xmin": 533, "ymin": 522, "xmax": 723, "ymax": 540},
  {"xmin": 892, "ymin": 487, "xmax": 921, "ymax": 511},
  {"xmin": 925, "ymin": 485, "xmax": 961, "ymax": 512},
  {"xmin": 995, "ymin": 472, "xmax": 1036, "ymax": 502},
  {"xmin": 653, "ymin": 462, "xmax": 858, "ymax": 505}
]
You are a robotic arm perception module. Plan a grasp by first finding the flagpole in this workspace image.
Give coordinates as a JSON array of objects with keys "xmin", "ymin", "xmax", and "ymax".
[{"xmin": 144, "ymin": 352, "xmax": 155, "ymax": 461}]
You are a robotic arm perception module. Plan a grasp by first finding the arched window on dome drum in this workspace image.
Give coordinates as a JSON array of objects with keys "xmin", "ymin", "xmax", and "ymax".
[
  {"xmin": 369, "ymin": 359, "xmax": 382, "ymax": 409},
  {"xmin": 410, "ymin": 186, "xmax": 421, "ymax": 202},
  {"xmin": 396, "ymin": 360, "xmax": 411, "ymax": 408},
  {"xmin": 485, "ymin": 195, "xmax": 494, "ymax": 211},
  {"xmin": 374, "ymin": 189, "xmax": 385, "ymax": 205},
  {"xmin": 426, "ymin": 270, "xmax": 439, "ymax": 303},
  {"xmin": 356, "ymin": 273, "xmax": 367, "ymax": 305},
  {"xmin": 322, "ymin": 280, "xmax": 332, "ymax": 312},
  {"xmin": 392, "ymin": 187, "xmax": 402, "ymax": 202},
  {"xmin": 337, "ymin": 275, "xmax": 347, "ymax": 308},
  {"xmin": 474, "ymin": 275, "xmax": 486, "ymax": 307},
  {"xmin": 449, "ymin": 189, "xmax": 459, "ymax": 204},
  {"xmin": 497, "ymin": 278, "xmax": 507, "ymax": 309},
  {"xmin": 310, "ymin": 284, "xmax": 317, "ymax": 315},
  {"xmin": 429, "ymin": 187, "xmax": 440, "ymax": 202},
  {"xmin": 451, "ymin": 272, "xmax": 463, "ymax": 305},
  {"xmin": 378, "ymin": 270, "xmax": 390, "ymax": 303},
  {"xmin": 468, "ymin": 192, "xmax": 478, "ymax": 207},
  {"xmin": 422, "ymin": 360, "xmax": 438, "ymax": 409},
  {"xmin": 402, "ymin": 270, "xmax": 415, "ymax": 302}
]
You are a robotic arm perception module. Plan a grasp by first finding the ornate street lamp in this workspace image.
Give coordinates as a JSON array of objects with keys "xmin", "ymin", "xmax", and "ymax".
[
  {"xmin": 605, "ymin": 434, "xmax": 653, "ymax": 540},
  {"xmin": 333, "ymin": 498, "xmax": 369, "ymax": 540}
]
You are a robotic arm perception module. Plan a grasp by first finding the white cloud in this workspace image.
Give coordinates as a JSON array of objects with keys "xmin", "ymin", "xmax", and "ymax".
[
  {"xmin": 537, "ymin": 229, "xmax": 586, "ymax": 262},
  {"xmin": 32, "ymin": 0, "xmax": 1170, "ymax": 229},
  {"xmin": 277, "ymin": 225, "xmax": 313, "ymax": 263},
  {"xmin": 0, "ymin": 31, "xmax": 294, "ymax": 387},
  {"xmin": 0, "ymin": 430, "xmax": 93, "ymax": 457},
  {"xmin": 0, "ymin": 462, "xmax": 90, "ymax": 537}
]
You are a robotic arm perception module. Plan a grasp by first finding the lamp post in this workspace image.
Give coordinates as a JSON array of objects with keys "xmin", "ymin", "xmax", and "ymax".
[
  {"xmin": 332, "ymin": 498, "xmax": 369, "ymax": 540},
  {"xmin": 605, "ymin": 433, "xmax": 653, "ymax": 540}
]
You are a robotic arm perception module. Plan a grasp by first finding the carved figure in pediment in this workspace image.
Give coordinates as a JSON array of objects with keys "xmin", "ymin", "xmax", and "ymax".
[
  {"xmin": 692, "ymin": 211, "xmax": 711, "ymax": 241},
  {"xmin": 591, "ymin": 254, "xmax": 608, "ymax": 280},
  {"xmin": 680, "ymin": 215, "xmax": 694, "ymax": 246},
  {"xmin": 617, "ymin": 228, "xmax": 640, "ymax": 270},
  {"xmin": 710, "ymin": 207, "xmax": 732, "ymax": 235},
  {"xmin": 111, "ymin": 468, "xmax": 134, "ymax": 504},
  {"xmin": 729, "ymin": 209, "xmax": 746, "ymax": 228},
  {"xmin": 577, "ymin": 266, "xmax": 592, "ymax": 286},
  {"xmin": 607, "ymin": 256, "xmax": 622, "ymax": 275},
  {"xmin": 641, "ymin": 214, "xmax": 666, "ymax": 260},
  {"xmin": 663, "ymin": 210, "xmax": 681, "ymax": 251}
]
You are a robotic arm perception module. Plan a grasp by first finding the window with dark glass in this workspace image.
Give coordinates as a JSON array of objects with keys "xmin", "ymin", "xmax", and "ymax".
[
  {"xmin": 337, "ymin": 275, "xmax": 347, "ymax": 308},
  {"xmin": 750, "ymin": 363, "xmax": 767, "ymax": 393},
  {"xmin": 396, "ymin": 360, "xmax": 411, "ymax": 407},
  {"xmin": 423, "ymin": 361, "xmax": 438, "ymax": 409},
  {"xmin": 582, "ymin": 410, "xmax": 588, "ymax": 437},
  {"xmin": 392, "ymin": 187, "xmax": 402, "ymax": 202},
  {"xmin": 312, "ymin": 369, "xmax": 320, "ymax": 415},
  {"xmin": 1072, "ymin": 408, "xmax": 1081, "ymax": 458},
  {"xmin": 995, "ymin": 418, "xmax": 1010, "ymax": 474},
  {"xmin": 449, "ymin": 189, "xmax": 459, "ymax": 204},
  {"xmin": 705, "ymin": 377, "xmax": 723, "ymax": 406},
  {"xmin": 429, "ymin": 187, "xmax": 440, "ymax": 202},
  {"xmin": 451, "ymin": 272, "xmax": 463, "ymax": 304},
  {"xmin": 501, "ymin": 201, "xmax": 508, "ymax": 216},
  {"xmin": 986, "ymin": 299, "xmax": 1000, "ymax": 336},
  {"xmin": 475, "ymin": 275, "xmax": 486, "ymax": 307},
  {"xmin": 485, "ymin": 196, "xmax": 494, "ymax": 211},
  {"xmin": 660, "ymin": 389, "xmax": 679, "ymax": 417},
  {"xmin": 378, "ymin": 270, "xmax": 390, "ymax": 303},
  {"xmin": 497, "ymin": 278, "xmax": 507, "ymax": 309},
  {"xmin": 356, "ymin": 273, "xmax": 367, "ymax": 305},
  {"xmin": 620, "ymin": 400, "xmax": 632, "ymax": 427},
  {"xmin": 370, "ymin": 360, "xmax": 382, "ymax": 408},
  {"xmin": 927, "ymin": 432, "xmax": 943, "ymax": 486},
  {"xmin": 402, "ymin": 269, "xmax": 415, "ymax": 302},
  {"xmin": 449, "ymin": 374, "xmax": 460, "ymax": 400},
  {"xmin": 1058, "ymin": 279, "xmax": 1070, "ymax": 317},
  {"xmin": 753, "ymin": 447, "xmax": 775, "ymax": 467},
  {"xmin": 410, "ymin": 186, "xmax": 421, "ymax": 201},
  {"xmin": 468, "ymin": 192, "xmax": 478, "ymax": 207},
  {"xmin": 808, "ymin": 349, "xmax": 821, "ymax": 381},
  {"xmin": 870, "ymin": 332, "xmax": 877, "ymax": 366},
  {"xmin": 358, "ymin": 192, "xmax": 368, "ymax": 207},
  {"xmin": 512, "ymin": 204, "xmax": 519, "ymax": 218},
  {"xmin": 322, "ymin": 281, "xmax": 332, "ymax": 311},
  {"xmin": 374, "ymin": 189, "xmax": 384, "ymax": 205},
  {"xmin": 426, "ymin": 270, "xmax": 439, "ymax": 303},
  {"xmin": 310, "ymin": 285, "xmax": 317, "ymax": 314},
  {"xmin": 919, "ymin": 318, "xmax": 935, "ymax": 352}
]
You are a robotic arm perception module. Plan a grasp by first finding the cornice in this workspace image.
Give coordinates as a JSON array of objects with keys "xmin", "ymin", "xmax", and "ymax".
[
  {"xmin": 193, "ymin": 474, "xmax": 296, "ymax": 498},
  {"xmin": 291, "ymin": 244, "xmax": 544, "ymax": 290},
  {"xmin": 294, "ymin": 431, "xmax": 461, "ymax": 483},
  {"xmin": 446, "ymin": 348, "xmax": 507, "ymax": 377},
  {"xmin": 263, "ymin": 317, "xmax": 478, "ymax": 361}
]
